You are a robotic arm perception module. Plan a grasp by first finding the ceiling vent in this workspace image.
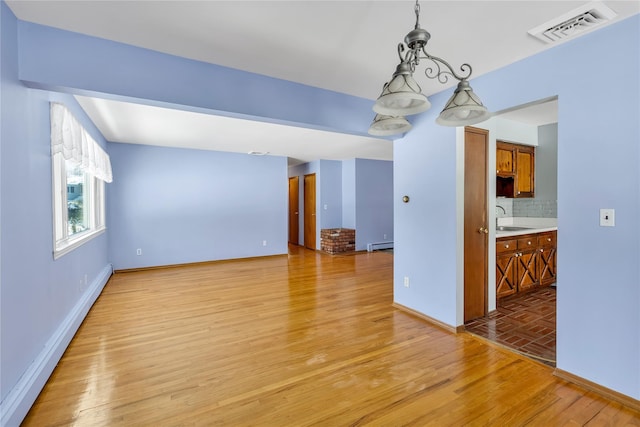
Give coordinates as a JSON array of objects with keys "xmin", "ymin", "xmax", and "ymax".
[{"xmin": 528, "ymin": 2, "xmax": 617, "ymax": 43}]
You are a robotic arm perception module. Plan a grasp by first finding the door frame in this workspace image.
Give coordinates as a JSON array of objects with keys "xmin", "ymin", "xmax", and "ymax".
[
  {"xmin": 303, "ymin": 173, "xmax": 316, "ymax": 250},
  {"xmin": 288, "ymin": 176, "xmax": 299, "ymax": 245}
]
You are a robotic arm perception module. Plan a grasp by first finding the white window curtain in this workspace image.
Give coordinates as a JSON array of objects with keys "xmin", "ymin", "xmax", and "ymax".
[{"xmin": 50, "ymin": 102, "xmax": 113, "ymax": 183}]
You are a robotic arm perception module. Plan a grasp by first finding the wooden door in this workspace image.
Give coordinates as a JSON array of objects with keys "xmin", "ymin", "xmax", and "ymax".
[
  {"xmin": 288, "ymin": 177, "xmax": 299, "ymax": 245},
  {"xmin": 464, "ymin": 127, "xmax": 488, "ymax": 323},
  {"xmin": 303, "ymin": 174, "xmax": 316, "ymax": 250}
]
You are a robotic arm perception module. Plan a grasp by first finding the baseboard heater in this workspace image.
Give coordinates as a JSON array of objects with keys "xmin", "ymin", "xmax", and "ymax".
[{"xmin": 367, "ymin": 241, "xmax": 394, "ymax": 252}]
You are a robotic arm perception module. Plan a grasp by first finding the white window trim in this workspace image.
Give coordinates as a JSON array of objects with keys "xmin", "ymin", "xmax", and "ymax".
[
  {"xmin": 53, "ymin": 227, "xmax": 106, "ymax": 260},
  {"xmin": 52, "ymin": 154, "xmax": 107, "ymax": 259},
  {"xmin": 50, "ymin": 103, "xmax": 111, "ymax": 259}
]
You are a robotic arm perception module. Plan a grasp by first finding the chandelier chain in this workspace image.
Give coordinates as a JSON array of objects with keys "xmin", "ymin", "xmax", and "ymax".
[{"xmin": 368, "ymin": 0, "xmax": 489, "ymax": 132}]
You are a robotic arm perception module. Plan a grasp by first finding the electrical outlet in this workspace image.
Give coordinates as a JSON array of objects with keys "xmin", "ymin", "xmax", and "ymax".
[
  {"xmin": 403, "ymin": 276, "xmax": 410, "ymax": 288},
  {"xmin": 600, "ymin": 208, "xmax": 615, "ymax": 227},
  {"xmin": 262, "ymin": 240, "xmax": 267, "ymax": 246},
  {"xmin": 136, "ymin": 248, "xmax": 142, "ymax": 256},
  {"xmin": 384, "ymin": 234, "xmax": 387, "ymax": 240},
  {"xmin": 84, "ymin": 274, "xmax": 88, "ymax": 286}
]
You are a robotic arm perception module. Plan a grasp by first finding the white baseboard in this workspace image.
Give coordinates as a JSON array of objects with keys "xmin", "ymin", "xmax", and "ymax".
[{"xmin": 1, "ymin": 264, "xmax": 112, "ymax": 427}]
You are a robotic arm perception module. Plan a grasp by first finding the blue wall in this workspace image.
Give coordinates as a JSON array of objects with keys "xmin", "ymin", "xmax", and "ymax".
[
  {"xmin": 394, "ymin": 15, "xmax": 640, "ymax": 399},
  {"xmin": 354, "ymin": 159, "xmax": 393, "ymax": 250},
  {"xmin": 108, "ymin": 143, "xmax": 288, "ymax": 270},
  {"xmin": 319, "ymin": 160, "xmax": 343, "ymax": 230},
  {"xmin": 17, "ymin": 20, "xmax": 373, "ymax": 137},
  {"xmin": 393, "ymin": 115, "xmax": 458, "ymax": 326},
  {"xmin": 1, "ymin": 4, "xmax": 112, "ymax": 424},
  {"xmin": 341, "ymin": 160, "xmax": 356, "ymax": 229}
]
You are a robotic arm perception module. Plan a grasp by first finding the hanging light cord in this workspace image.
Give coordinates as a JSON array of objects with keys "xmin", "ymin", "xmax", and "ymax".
[{"xmin": 398, "ymin": 0, "xmax": 473, "ymax": 84}]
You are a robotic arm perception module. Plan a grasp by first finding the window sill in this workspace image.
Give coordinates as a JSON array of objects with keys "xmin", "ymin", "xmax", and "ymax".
[{"xmin": 54, "ymin": 227, "xmax": 106, "ymax": 260}]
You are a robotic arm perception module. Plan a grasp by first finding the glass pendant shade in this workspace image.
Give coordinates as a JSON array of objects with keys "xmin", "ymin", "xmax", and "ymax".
[
  {"xmin": 373, "ymin": 64, "xmax": 431, "ymax": 116},
  {"xmin": 368, "ymin": 114, "xmax": 412, "ymax": 136},
  {"xmin": 436, "ymin": 80, "xmax": 490, "ymax": 127}
]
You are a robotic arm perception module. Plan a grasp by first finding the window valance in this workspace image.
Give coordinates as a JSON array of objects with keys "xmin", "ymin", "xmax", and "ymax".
[{"xmin": 50, "ymin": 102, "xmax": 113, "ymax": 183}]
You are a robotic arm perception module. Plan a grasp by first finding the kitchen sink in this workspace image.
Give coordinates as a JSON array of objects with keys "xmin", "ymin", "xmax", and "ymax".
[{"xmin": 496, "ymin": 226, "xmax": 533, "ymax": 231}]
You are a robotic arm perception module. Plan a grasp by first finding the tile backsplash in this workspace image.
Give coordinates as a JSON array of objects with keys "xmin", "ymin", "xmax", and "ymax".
[{"xmin": 496, "ymin": 198, "xmax": 557, "ymax": 218}]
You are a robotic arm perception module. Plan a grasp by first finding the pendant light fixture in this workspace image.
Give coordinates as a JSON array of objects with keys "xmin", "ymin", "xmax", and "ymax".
[
  {"xmin": 368, "ymin": 0, "xmax": 490, "ymax": 135},
  {"xmin": 368, "ymin": 114, "xmax": 412, "ymax": 136}
]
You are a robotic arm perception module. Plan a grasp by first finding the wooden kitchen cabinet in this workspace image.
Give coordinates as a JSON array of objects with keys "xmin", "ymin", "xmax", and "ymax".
[
  {"xmin": 496, "ymin": 230, "xmax": 556, "ymax": 300},
  {"xmin": 515, "ymin": 235, "xmax": 538, "ymax": 292},
  {"xmin": 496, "ymin": 143, "xmax": 515, "ymax": 175},
  {"xmin": 496, "ymin": 141, "xmax": 535, "ymax": 198},
  {"xmin": 496, "ymin": 239, "xmax": 517, "ymax": 298},
  {"xmin": 516, "ymin": 145, "xmax": 535, "ymax": 197},
  {"xmin": 538, "ymin": 231, "xmax": 557, "ymax": 286}
]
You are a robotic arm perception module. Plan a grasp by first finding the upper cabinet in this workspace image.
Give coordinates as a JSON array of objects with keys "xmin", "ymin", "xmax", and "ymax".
[
  {"xmin": 496, "ymin": 143, "xmax": 515, "ymax": 175},
  {"xmin": 496, "ymin": 141, "xmax": 535, "ymax": 198}
]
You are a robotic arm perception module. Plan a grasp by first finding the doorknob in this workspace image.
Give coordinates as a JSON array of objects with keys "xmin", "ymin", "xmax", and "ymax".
[{"xmin": 478, "ymin": 227, "xmax": 488, "ymax": 234}]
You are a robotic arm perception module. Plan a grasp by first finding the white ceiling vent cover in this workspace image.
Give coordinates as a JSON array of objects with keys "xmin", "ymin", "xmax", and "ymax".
[{"xmin": 528, "ymin": 2, "xmax": 617, "ymax": 43}]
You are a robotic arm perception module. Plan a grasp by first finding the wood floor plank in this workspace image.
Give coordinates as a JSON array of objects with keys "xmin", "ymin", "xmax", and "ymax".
[{"xmin": 22, "ymin": 246, "xmax": 640, "ymax": 426}]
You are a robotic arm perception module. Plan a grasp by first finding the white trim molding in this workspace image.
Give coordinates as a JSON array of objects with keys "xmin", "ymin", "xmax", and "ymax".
[{"xmin": 0, "ymin": 264, "xmax": 113, "ymax": 427}]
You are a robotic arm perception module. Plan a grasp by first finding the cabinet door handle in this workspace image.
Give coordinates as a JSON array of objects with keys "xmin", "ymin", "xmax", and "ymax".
[
  {"xmin": 478, "ymin": 227, "xmax": 488, "ymax": 234},
  {"xmin": 505, "ymin": 244, "xmax": 510, "ymax": 249}
]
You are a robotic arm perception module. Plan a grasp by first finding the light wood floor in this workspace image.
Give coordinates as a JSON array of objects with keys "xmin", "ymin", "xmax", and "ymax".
[{"xmin": 24, "ymin": 246, "xmax": 640, "ymax": 426}]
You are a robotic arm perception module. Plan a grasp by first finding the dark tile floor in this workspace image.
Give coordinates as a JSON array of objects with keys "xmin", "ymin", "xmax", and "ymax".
[{"xmin": 465, "ymin": 286, "xmax": 556, "ymax": 366}]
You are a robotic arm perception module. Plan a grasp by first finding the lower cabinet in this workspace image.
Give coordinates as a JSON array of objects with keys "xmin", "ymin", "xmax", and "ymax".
[
  {"xmin": 538, "ymin": 231, "xmax": 557, "ymax": 286},
  {"xmin": 496, "ymin": 231, "xmax": 556, "ymax": 299}
]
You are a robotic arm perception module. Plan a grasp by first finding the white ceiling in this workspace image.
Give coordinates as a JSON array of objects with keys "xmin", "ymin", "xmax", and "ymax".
[
  {"xmin": 7, "ymin": 1, "xmax": 639, "ymax": 163},
  {"xmin": 74, "ymin": 95, "xmax": 393, "ymax": 165}
]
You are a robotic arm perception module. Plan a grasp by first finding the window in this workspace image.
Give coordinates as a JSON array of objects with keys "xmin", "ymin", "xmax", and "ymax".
[{"xmin": 51, "ymin": 103, "xmax": 112, "ymax": 259}]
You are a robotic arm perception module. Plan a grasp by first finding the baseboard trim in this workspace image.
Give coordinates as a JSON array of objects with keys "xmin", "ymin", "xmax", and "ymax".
[
  {"xmin": 114, "ymin": 253, "xmax": 288, "ymax": 273},
  {"xmin": 392, "ymin": 303, "xmax": 463, "ymax": 334},
  {"xmin": 554, "ymin": 368, "xmax": 640, "ymax": 411},
  {"xmin": 1, "ymin": 264, "xmax": 113, "ymax": 427}
]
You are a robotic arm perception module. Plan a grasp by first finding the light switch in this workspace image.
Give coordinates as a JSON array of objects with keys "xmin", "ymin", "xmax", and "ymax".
[{"xmin": 600, "ymin": 208, "xmax": 615, "ymax": 227}]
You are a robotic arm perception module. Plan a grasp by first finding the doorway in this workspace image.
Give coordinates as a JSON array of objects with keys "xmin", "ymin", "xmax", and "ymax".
[
  {"xmin": 463, "ymin": 127, "xmax": 488, "ymax": 323},
  {"xmin": 288, "ymin": 176, "xmax": 299, "ymax": 245},
  {"xmin": 303, "ymin": 174, "xmax": 316, "ymax": 250},
  {"xmin": 464, "ymin": 98, "xmax": 559, "ymax": 366}
]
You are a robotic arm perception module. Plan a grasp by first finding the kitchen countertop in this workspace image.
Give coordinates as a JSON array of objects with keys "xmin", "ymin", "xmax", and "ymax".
[{"xmin": 495, "ymin": 217, "xmax": 558, "ymax": 238}]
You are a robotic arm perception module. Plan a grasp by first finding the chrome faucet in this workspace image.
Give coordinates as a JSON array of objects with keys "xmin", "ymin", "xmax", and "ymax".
[{"xmin": 496, "ymin": 205, "xmax": 506, "ymax": 228}]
